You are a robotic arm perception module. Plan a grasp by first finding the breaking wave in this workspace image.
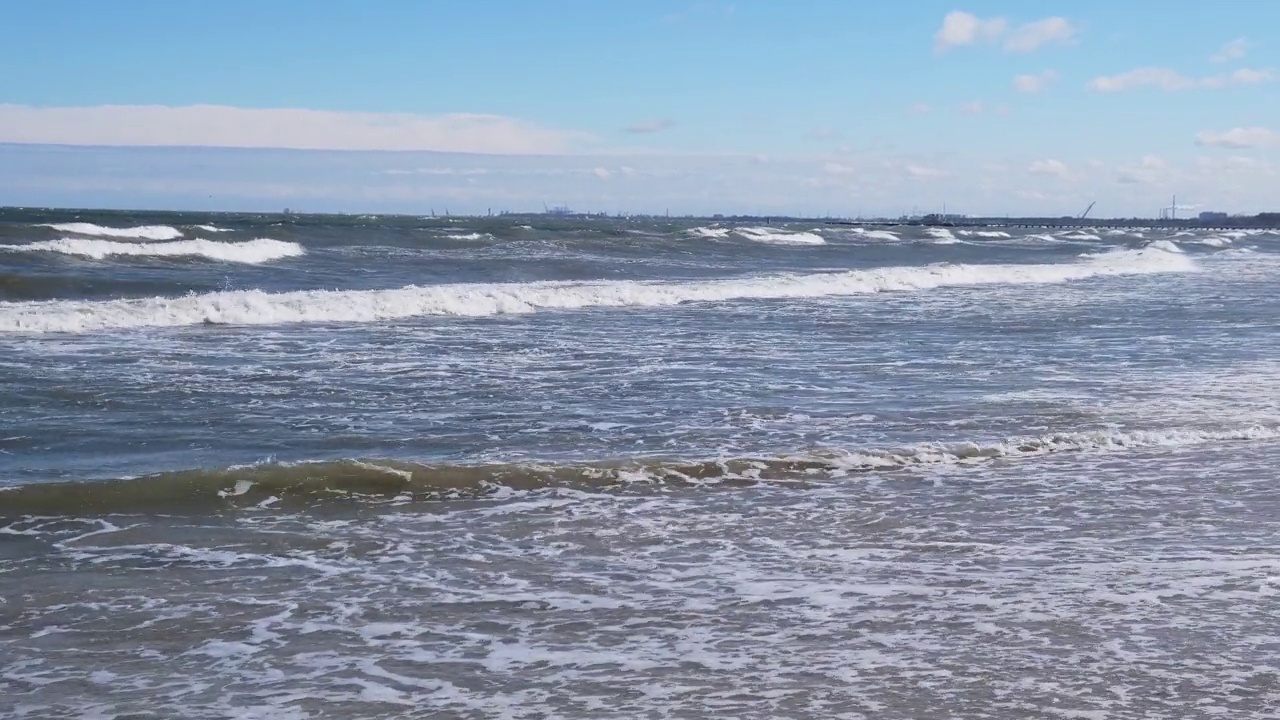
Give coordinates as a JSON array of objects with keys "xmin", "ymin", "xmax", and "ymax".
[
  {"xmin": 38, "ymin": 223, "xmax": 184, "ymax": 241},
  {"xmin": 849, "ymin": 228, "xmax": 901, "ymax": 242},
  {"xmin": 0, "ymin": 247, "xmax": 1194, "ymax": 333},
  {"xmin": 3, "ymin": 422, "xmax": 1275, "ymax": 516},
  {"xmin": 194, "ymin": 224, "xmax": 234, "ymax": 233},
  {"xmin": 734, "ymin": 227, "xmax": 826, "ymax": 245},
  {"xmin": 923, "ymin": 228, "xmax": 961, "ymax": 244},
  {"xmin": 12, "ymin": 238, "xmax": 305, "ymax": 264},
  {"xmin": 687, "ymin": 227, "xmax": 731, "ymax": 239}
]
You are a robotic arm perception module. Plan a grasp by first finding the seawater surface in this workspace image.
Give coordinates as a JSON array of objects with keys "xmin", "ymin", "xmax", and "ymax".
[{"xmin": 2, "ymin": 209, "xmax": 1279, "ymax": 718}]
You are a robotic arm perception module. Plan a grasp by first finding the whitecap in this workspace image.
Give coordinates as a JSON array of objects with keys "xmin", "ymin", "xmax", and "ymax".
[
  {"xmin": 734, "ymin": 227, "xmax": 825, "ymax": 245},
  {"xmin": 14, "ymin": 237, "xmax": 305, "ymax": 264},
  {"xmin": 38, "ymin": 223, "xmax": 183, "ymax": 241},
  {"xmin": 0, "ymin": 246, "xmax": 1195, "ymax": 334}
]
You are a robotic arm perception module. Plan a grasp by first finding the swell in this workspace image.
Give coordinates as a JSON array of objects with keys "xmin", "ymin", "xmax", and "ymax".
[
  {"xmin": 3, "ymin": 423, "xmax": 1276, "ymax": 517},
  {"xmin": 0, "ymin": 246, "xmax": 1193, "ymax": 333},
  {"xmin": 0, "ymin": 271, "xmax": 216, "ymax": 302}
]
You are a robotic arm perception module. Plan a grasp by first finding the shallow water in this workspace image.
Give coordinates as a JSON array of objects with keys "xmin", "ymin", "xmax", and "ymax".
[{"xmin": 2, "ymin": 210, "xmax": 1279, "ymax": 718}]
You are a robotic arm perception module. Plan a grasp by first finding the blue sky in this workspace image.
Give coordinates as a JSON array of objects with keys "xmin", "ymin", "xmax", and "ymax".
[{"xmin": 1, "ymin": 1, "xmax": 1276, "ymax": 216}]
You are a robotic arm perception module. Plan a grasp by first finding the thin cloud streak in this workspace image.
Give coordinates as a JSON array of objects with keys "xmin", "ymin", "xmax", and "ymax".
[
  {"xmin": 1087, "ymin": 67, "xmax": 1274, "ymax": 92},
  {"xmin": 623, "ymin": 119, "xmax": 676, "ymax": 134},
  {"xmin": 0, "ymin": 104, "xmax": 590, "ymax": 154},
  {"xmin": 1210, "ymin": 37, "xmax": 1251, "ymax": 63},
  {"xmin": 1195, "ymin": 127, "xmax": 1279, "ymax": 148}
]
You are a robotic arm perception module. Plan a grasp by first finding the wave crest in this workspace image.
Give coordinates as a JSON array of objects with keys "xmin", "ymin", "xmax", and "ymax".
[
  {"xmin": 2, "ymin": 422, "xmax": 1274, "ymax": 516},
  {"xmin": 38, "ymin": 223, "xmax": 183, "ymax": 241},
  {"xmin": 734, "ymin": 227, "xmax": 826, "ymax": 245},
  {"xmin": 0, "ymin": 247, "xmax": 1193, "ymax": 334},
  {"xmin": 13, "ymin": 237, "xmax": 305, "ymax": 264}
]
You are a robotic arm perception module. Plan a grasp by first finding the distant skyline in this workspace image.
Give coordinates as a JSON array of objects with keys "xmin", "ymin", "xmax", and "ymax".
[{"xmin": 1, "ymin": 1, "xmax": 1276, "ymax": 217}]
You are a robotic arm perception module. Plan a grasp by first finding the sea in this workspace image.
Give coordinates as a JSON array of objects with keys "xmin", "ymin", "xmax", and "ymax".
[{"xmin": 2, "ymin": 208, "xmax": 1279, "ymax": 719}]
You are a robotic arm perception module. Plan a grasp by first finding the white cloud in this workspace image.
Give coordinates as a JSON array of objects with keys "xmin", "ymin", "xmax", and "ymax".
[
  {"xmin": 1116, "ymin": 155, "xmax": 1169, "ymax": 185},
  {"xmin": 1004, "ymin": 17, "xmax": 1076, "ymax": 53},
  {"xmin": 1013, "ymin": 70, "xmax": 1059, "ymax": 93},
  {"xmin": 934, "ymin": 12, "xmax": 1075, "ymax": 53},
  {"xmin": 0, "ymin": 104, "xmax": 587, "ymax": 154},
  {"xmin": 1211, "ymin": 37, "xmax": 1251, "ymax": 63},
  {"xmin": 624, "ymin": 118, "xmax": 675, "ymax": 134},
  {"xmin": 1087, "ymin": 67, "xmax": 1274, "ymax": 92},
  {"xmin": 1027, "ymin": 159, "xmax": 1070, "ymax": 178},
  {"xmin": 909, "ymin": 103, "xmax": 933, "ymax": 115},
  {"xmin": 958, "ymin": 101, "xmax": 985, "ymax": 115},
  {"xmin": 1195, "ymin": 127, "xmax": 1279, "ymax": 148},
  {"xmin": 823, "ymin": 162, "xmax": 858, "ymax": 176},
  {"xmin": 934, "ymin": 11, "xmax": 1007, "ymax": 52},
  {"xmin": 905, "ymin": 164, "xmax": 949, "ymax": 179}
]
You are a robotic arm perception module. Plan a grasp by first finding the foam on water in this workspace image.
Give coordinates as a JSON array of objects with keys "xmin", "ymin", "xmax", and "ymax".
[
  {"xmin": 1195, "ymin": 236, "xmax": 1232, "ymax": 247},
  {"xmin": 3, "ymin": 418, "xmax": 1277, "ymax": 515},
  {"xmin": 38, "ymin": 222, "xmax": 184, "ymax": 241},
  {"xmin": 194, "ymin": 225, "xmax": 234, "ymax": 233},
  {"xmin": 1142, "ymin": 239, "xmax": 1183, "ymax": 254},
  {"xmin": 0, "ymin": 246, "xmax": 1194, "ymax": 333},
  {"xmin": 12, "ymin": 237, "xmax": 305, "ymax": 264},
  {"xmin": 734, "ymin": 227, "xmax": 826, "ymax": 245},
  {"xmin": 687, "ymin": 227, "xmax": 731, "ymax": 239},
  {"xmin": 849, "ymin": 228, "xmax": 901, "ymax": 242}
]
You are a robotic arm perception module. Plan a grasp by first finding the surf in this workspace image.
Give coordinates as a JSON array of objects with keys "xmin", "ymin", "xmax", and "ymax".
[{"xmin": 0, "ymin": 246, "xmax": 1195, "ymax": 333}]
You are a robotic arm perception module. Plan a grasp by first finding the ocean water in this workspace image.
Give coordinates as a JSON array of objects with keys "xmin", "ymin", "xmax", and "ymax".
[{"xmin": 2, "ymin": 209, "xmax": 1279, "ymax": 718}]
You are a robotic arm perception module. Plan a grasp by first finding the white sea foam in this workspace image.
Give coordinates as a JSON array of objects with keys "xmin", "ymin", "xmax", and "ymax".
[
  {"xmin": 1142, "ymin": 239, "xmax": 1183, "ymax": 254},
  {"xmin": 1194, "ymin": 236, "xmax": 1232, "ymax": 247},
  {"xmin": 444, "ymin": 233, "xmax": 488, "ymax": 241},
  {"xmin": 734, "ymin": 227, "xmax": 826, "ymax": 245},
  {"xmin": 0, "ymin": 246, "xmax": 1194, "ymax": 334},
  {"xmin": 38, "ymin": 223, "xmax": 184, "ymax": 241},
  {"xmin": 687, "ymin": 227, "xmax": 731, "ymax": 239},
  {"xmin": 849, "ymin": 228, "xmax": 900, "ymax": 242},
  {"xmin": 1061, "ymin": 232, "xmax": 1102, "ymax": 241},
  {"xmin": 15, "ymin": 237, "xmax": 304, "ymax": 264},
  {"xmin": 194, "ymin": 225, "xmax": 234, "ymax": 233},
  {"xmin": 923, "ymin": 228, "xmax": 955, "ymax": 240},
  {"xmin": 817, "ymin": 423, "xmax": 1280, "ymax": 473},
  {"xmin": 971, "ymin": 231, "xmax": 1011, "ymax": 238}
]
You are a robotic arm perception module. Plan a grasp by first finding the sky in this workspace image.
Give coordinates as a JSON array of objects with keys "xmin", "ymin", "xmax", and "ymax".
[{"xmin": 0, "ymin": 0, "xmax": 1276, "ymax": 217}]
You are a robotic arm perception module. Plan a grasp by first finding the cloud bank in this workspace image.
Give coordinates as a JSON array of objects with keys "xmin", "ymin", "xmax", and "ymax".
[
  {"xmin": 0, "ymin": 104, "xmax": 589, "ymax": 154},
  {"xmin": 624, "ymin": 119, "xmax": 676, "ymax": 134},
  {"xmin": 1195, "ymin": 127, "xmax": 1279, "ymax": 149},
  {"xmin": 1087, "ymin": 67, "xmax": 1273, "ymax": 92}
]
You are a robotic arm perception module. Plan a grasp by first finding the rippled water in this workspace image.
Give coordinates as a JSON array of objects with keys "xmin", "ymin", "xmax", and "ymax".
[{"xmin": 2, "ymin": 209, "xmax": 1279, "ymax": 718}]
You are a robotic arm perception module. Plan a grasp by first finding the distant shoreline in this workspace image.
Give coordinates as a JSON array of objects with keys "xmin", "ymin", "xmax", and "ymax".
[{"xmin": 1, "ymin": 205, "xmax": 1277, "ymax": 230}]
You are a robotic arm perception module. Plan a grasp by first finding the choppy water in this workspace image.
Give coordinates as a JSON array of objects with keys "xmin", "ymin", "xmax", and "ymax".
[{"xmin": 2, "ymin": 209, "xmax": 1279, "ymax": 718}]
